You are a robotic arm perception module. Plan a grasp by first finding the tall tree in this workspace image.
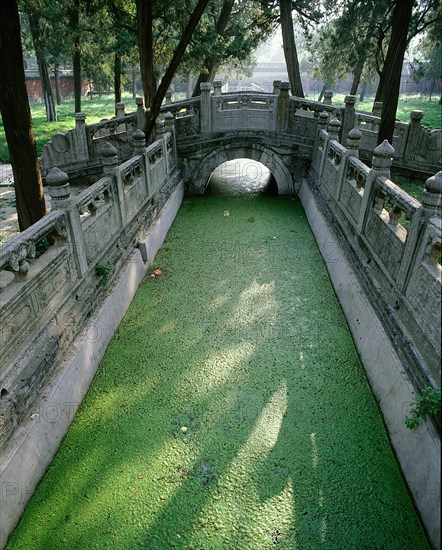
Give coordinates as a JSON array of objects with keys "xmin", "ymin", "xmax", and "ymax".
[
  {"xmin": 27, "ymin": 11, "xmax": 58, "ymax": 121},
  {"xmin": 0, "ymin": 0, "xmax": 46, "ymax": 230},
  {"xmin": 136, "ymin": 0, "xmax": 155, "ymax": 109},
  {"xmin": 69, "ymin": 0, "xmax": 82, "ymax": 112},
  {"xmin": 143, "ymin": 0, "xmax": 210, "ymax": 138},
  {"xmin": 279, "ymin": 0, "xmax": 304, "ymax": 97},
  {"xmin": 377, "ymin": 0, "xmax": 414, "ymax": 144},
  {"xmin": 192, "ymin": 0, "xmax": 235, "ymax": 96}
]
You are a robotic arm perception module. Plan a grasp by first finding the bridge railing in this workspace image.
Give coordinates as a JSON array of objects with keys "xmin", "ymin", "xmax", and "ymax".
[
  {"xmin": 39, "ymin": 84, "xmax": 440, "ymax": 179},
  {"xmin": 313, "ymin": 123, "xmax": 441, "ymax": 387},
  {"xmin": 0, "ymin": 128, "xmax": 180, "ymax": 451}
]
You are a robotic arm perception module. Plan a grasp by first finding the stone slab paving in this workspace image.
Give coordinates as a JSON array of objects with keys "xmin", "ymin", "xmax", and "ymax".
[{"xmin": 6, "ymin": 196, "xmax": 429, "ymax": 549}]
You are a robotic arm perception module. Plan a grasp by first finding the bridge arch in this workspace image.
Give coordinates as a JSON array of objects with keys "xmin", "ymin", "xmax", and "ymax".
[{"xmin": 189, "ymin": 143, "xmax": 294, "ymax": 195}]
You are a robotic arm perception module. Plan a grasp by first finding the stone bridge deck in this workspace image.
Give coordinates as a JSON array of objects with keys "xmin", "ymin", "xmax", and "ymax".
[{"xmin": 6, "ymin": 195, "xmax": 429, "ymax": 549}]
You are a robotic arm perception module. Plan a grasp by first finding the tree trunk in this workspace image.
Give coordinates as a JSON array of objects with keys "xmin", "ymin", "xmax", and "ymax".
[
  {"xmin": 132, "ymin": 67, "xmax": 137, "ymax": 98},
  {"xmin": 54, "ymin": 63, "xmax": 62, "ymax": 105},
  {"xmin": 114, "ymin": 51, "xmax": 122, "ymax": 106},
  {"xmin": 192, "ymin": 0, "xmax": 235, "ymax": 97},
  {"xmin": 0, "ymin": 0, "xmax": 46, "ymax": 230},
  {"xmin": 136, "ymin": 0, "xmax": 156, "ymax": 109},
  {"xmin": 318, "ymin": 84, "xmax": 325, "ymax": 102},
  {"xmin": 187, "ymin": 74, "xmax": 193, "ymax": 99},
  {"xmin": 279, "ymin": 0, "xmax": 304, "ymax": 97},
  {"xmin": 377, "ymin": 0, "xmax": 413, "ymax": 145},
  {"xmin": 28, "ymin": 12, "xmax": 57, "ymax": 122},
  {"xmin": 350, "ymin": 57, "xmax": 365, "ymax": 96},
  {"xmin": 429, "ymin": 78, "xmax": 435, "ymax": 102},
  {"xmin": 70, "ymin": 0, "xmax": 81, "ymax": 113},
  {"xmin": 359, "ymin": 81, "xmax": 367, "ymax": 102},
  {"xmin": 144, "ymin": 0, "xmax": 210, "ymax": 139}
]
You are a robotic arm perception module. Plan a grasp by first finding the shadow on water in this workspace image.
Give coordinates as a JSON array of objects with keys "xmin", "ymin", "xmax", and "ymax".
[
  {"xmin": 206, "ymin": 159, "xmax": 278, "ymax": 197},
  {"xmin": 6, "ymin": 189, "xmax": 429, "ymax": 548}
]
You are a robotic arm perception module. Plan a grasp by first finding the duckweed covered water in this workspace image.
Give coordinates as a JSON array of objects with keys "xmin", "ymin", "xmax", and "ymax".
[{"xmin": 7, "ymin": 196, "xmax": 428, "ymax": 549}]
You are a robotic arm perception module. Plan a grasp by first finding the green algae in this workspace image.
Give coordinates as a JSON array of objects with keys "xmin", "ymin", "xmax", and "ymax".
[{"xmin": 7, "ymin": 196, "xmax": 429, "ymax": 549}]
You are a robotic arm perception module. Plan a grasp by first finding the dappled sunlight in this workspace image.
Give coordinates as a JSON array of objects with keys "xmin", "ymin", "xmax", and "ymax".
[
  {"xmin": 184, "ymin": 382, "xmax": 293, "ymax": 546},
  {"xmin": 310, "ymin": 432, "xmax": 319, "ymax": 470},
  {"xmin": 179, "ymin": 341, "xmax": 256, "ymax": 394}
]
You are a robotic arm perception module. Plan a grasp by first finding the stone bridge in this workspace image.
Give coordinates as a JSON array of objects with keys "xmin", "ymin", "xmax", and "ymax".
[
  {"xmin": 1, "ymin": 83, "xmax": 441, "ymax": 548},
  {"xmin": 40, "ymin": 81, "xmax": 442, "ymax": 188}
]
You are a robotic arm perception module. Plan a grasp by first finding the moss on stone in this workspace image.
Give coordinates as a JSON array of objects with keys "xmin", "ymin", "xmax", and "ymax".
[{"xmin": 7, "ymin": 196, "xmax": 429, "ymax": 549}]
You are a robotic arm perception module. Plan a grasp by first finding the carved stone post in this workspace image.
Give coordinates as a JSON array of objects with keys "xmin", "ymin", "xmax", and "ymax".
[
  {"xmin": 341, "ymin": 95, "xmax": 356, "ymax": 144},
  {"xmin": 323, "ymin": 90, "xmax": 333, "ymax": 105},
  {"xmin": 397, "ymin": 171, "xmax": 442, "ymax": 291},
  {"xmin": 136, "ymin": 96, "xmax": 146, "ymax": 130},
  {"xmin": 200, "ymin": 82, "xmax": 212, "ymax": 133},
  {"xmin": 277, "ymin": 82, "xmax": 290, "ymax": 133},
  {"xmin": 317, "ymin": 111, "xmax": 329, "ymax": 133},
  {"xmin": 346, "ymin": 127, "xmax": 362, "ymax": 157},
  {"xmin": 422, "ymin": 171, "xmax": 442, "ymax": 217},
  {"xmin": 372, "ymin": 101, "xmax": 383, "ymax": 118},
  {"xmin": 273, "ymin": 80, "xmax": 282, "ymax": 95},
  {"xmin": 74, "ymin": 112, "xmax": 89, "ymax": 162},
  {"xmin": 327, "ymin": 117, "xmax": 341, "ymax": 140},
  {"xmin": 404, "ymin": 110, "xmax": 424, "ymax": 161},
  {"xmin": 47, "ymin": 167, "xmax": 71, "ymax": 209},
  {"xmin": 155, "ymin": 117, "xmax": 166, "ymax": 139},
  {"xmin": 165, "ymin": 91, "xmax": 172, "ymax": 105},
  {"xmin": 371, "ymin": 101, "xmax": 382, "ymax": 132},
  {"xmin": 213, "ymin": 80, "xmax": 223, "ymax": 96},
  {"xmin": 164, "ymin": 111, "xmax": 177, "ymax": 171},
  {"xmin": 101, "ymin": 142, "xmax": 119, "ymax": 176},
  {"xmin": 132, "ymin": 129, "xmax": 146, "ymax": 156},
  {"xmin": 116, "ymin": 102, "xmax": 126, "ymax": 119},
  {"xmin": 358, "ymin": 140, "xmax": 394, "ymax": 231},
  {"xmin": 47, "ymin": 166, "xmax": 88, "ymax": 276}
]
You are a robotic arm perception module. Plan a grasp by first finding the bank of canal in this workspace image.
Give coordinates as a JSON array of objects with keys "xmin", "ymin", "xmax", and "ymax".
[{"xmin": 7, "ymin": 195, "xmax": 428, "ymax": 549}]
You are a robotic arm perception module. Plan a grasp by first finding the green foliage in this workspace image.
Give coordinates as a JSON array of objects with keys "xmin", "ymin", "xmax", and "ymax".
[
  {"xmin": 95, "ymin": 260, "xmax": 113, "ymax": 285},
  {"xmin": 405, "ymin": 386, "xmax": 441, "ymax": 429}
]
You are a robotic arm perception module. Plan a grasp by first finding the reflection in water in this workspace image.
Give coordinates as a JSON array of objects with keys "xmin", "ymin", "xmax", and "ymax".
[{"xmin": 207, "ymin": 159, "xmax": 276, "ymax": 196}]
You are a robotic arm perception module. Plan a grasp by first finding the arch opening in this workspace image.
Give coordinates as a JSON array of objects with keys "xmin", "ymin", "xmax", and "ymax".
[{"xmin": 206, "ymin": 159, "xmax": 278, "ymax": 197}]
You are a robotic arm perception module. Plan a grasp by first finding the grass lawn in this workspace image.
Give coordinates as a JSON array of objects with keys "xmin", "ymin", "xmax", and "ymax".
[
  {"xmin": 0, "ymin": 93, "xmax": 138, "ymax": 164},
  {"xmin": 1, "ymin": 92, "xmax": 440, "ymax": 164},
  {"xmin": 306, "ymin": 93, "xmax": 442, "ymax": 130},
  {"xmin": 6, "ymin": 195, "xmax": 429, "ymax": 549}
]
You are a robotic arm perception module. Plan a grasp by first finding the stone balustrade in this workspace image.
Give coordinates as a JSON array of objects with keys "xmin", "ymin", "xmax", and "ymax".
[
  {"xmin": 0, "ymin": 129, "xmax": 181, "ymax": 452},
  {"xmin": 312, "ymin": 125, "xmax": 441, "ymax": 387},
  {"xmin": 39, "ymin": 85, "xmax": 441, "ymax": 180}
]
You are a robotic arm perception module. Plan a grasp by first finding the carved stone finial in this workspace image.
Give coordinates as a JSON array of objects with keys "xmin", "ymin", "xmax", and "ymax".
[
  {"xmin": 75, "ymin": 112, "xmax": 86, "ymax": 125},
  {"xmin": 318, "ymin": 110, "xmax": 329, "ymax": 127},
  {"xmin": 213, "ymin": 80, "xmax": 223, "ymax": 96},
  {"xmin": 372, "ymin": 102, "xmax": 383, "ymax": 117},
  {"xmin": 410, "ymin": 110, "xmax": 424, "ymax": 123},
  {"xmin": 273, "ymin": 80, "xmax": 282, "ymax": 95},
  {"xmin": 132, "ymin": 129, "xmax": 146, "ymax": 156},
  {"xmin": 371, "ymin": 139, "xmax": 394, "ymax": 174},
  {"xmin": 46, "ymin": 167, "xmax": 70, "ymax": 205},
  {"xmin": 344, "ymin": 95, "xmax": 357, "ymax": 106},
  {"xmin": 200, "ymin": 82, "xmax": 213, "ymax": 92},
  {"xmin": 347, "ymin": 126, "xmax": 362, "ymax": 155},
  {"xmin": 323, "ymin": 90, "xmax": 333, "ymax": 105},
  {"xmin": 327, "ymin": 117, "xmax": 341, "ymax": 139},
  {"xmin": 165, "ymin": 91, "xmax": 172, "ymax": 104},
  {"xmin": 422, "ymin": 171, "xmax": 442, "ymax": 214},
  {"xmin": 136, "ymin": 96, "xmax": 144, "ymax": 108},
  {"xmin": 101, "ymin": 142, "xmax": 118, "ymax": 174},
  {"xmin": 46, "ymin": 167, "xmax": 69, "ymax": 187},
  {"xmin": 101, "ymin": 142, "xmax": 118, "ymax": 158},
  {"xmin": 280, "ymin": 82, "xmax": 290, "ymax": 93}
]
